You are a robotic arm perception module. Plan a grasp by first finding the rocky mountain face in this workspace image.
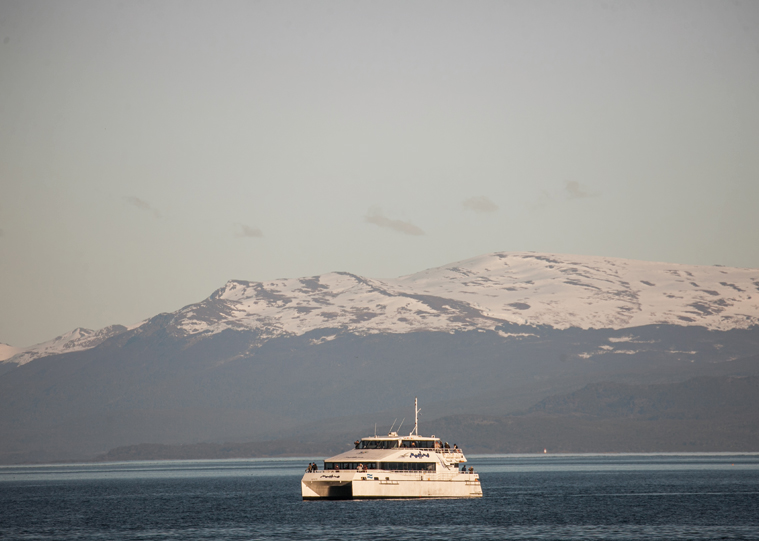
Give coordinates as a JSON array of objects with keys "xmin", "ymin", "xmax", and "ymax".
[
  {"xmin": 5, "ymin": 252, "xmax": 759, "ymax": 367},
  {"xmin": 1, "ymin": 252, "xmax": 758, "ymax": 463},
  {"xmin": 0, "ymin": 326, "xmax": 127, "ymax": 367}
]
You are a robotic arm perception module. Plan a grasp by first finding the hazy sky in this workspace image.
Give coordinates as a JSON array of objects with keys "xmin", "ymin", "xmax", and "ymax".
[{"xmin": 1, "ymin": 0, "xmax": 758, "ymax": 347}]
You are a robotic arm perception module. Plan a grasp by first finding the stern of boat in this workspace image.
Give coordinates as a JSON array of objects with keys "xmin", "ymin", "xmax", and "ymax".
[{"xmin": 301, "ymin": 471, "xmax": 354, "ymax": 500}]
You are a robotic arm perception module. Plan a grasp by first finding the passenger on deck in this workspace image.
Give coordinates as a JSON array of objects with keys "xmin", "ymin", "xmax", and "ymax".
[
  {"xmin": 469, "ymin": 466, "xmax": 474, "ymax": 473},
  {"xmin": 444, "ymin": 442, "xmax": 450, "ymax": 449},
  {"xmin": 355, "ymin": 440, "xmax": 360, "ymax": 448}
]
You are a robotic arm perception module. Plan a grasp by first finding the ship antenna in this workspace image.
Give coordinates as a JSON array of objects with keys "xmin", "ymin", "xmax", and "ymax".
[
  {"xmin": 388, "ymin": 418, "xmax": 397, "ymax": 434},
  {"xmin": 397, "ymin": 418, "xmax": 405, "ymax": 434},
  {"xmin": 410, "ymin": 397, "xmax": 421, "ymax": 436}
]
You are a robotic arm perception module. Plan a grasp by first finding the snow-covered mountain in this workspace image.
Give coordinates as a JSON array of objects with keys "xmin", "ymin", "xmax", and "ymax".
[
  {"xmin": 5, "ymin": 252, "xmax": 759, "ymax": 366},
  {"xmin": 3, "ymin": 252, "xmax": 759, "ymax": 464},
  {"xmin": 171, "ymin": 252, "xmax": 759, "ymax": 341},
  {"xmin": 4, "ymin": 325, "xmax": 127, "ymax": 366},
  {"xmin": 0, "ymin": 343, "xmax": 23, "ymax": 363}
]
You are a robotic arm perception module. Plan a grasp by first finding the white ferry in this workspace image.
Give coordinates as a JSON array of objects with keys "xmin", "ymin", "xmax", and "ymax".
[{"xmin": 301, "ymin": 399, "xmax": 482, "ymax": 499}]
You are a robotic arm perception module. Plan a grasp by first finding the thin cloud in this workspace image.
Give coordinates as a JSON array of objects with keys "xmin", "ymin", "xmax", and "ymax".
[
  {"xmin": 365, "ymin": 207, "xmax": 424, "ymax": 236},
  {"xmin": 532, "ymin": 182, "xmax": 600, "ymax": 209},
  {"xmin": 529, "ymin": 190, "xmax": 553, "ymax": 211},
  {"xmin": 124, "ymin": 196, "xmax": 161, "ymax": 218},
  {"xmin": 463, "ymin": 196, "xmax": 498, "ymax": 213},
  {"xmin": 564, "ymin": 181, "xmax": 600, "ymax": 200},
  {"xmin": 234, "ymin": 223, "xmax": 263, "ymax": 238}
]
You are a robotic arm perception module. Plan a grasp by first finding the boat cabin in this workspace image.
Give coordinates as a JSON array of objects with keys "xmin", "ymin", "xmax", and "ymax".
[
  {"xmin": 324, "ymin": 461, "xmax": 436, "ymax": 471},
  {"xmin": 355, "ymin": 433, "xmax": 444, "ymax": 450}
]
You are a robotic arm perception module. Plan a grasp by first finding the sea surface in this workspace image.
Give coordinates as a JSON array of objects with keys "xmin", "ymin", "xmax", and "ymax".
[{"xmin": 1, "ymin": 454, "xmax": 758, "ymax": 540}]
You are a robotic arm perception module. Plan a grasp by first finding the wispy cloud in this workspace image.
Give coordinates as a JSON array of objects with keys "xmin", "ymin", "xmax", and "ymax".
[
  {"xmin": 529, "ymin": 189, "xmax": 553, "ymax": 211},
  {"xmin": 365, "ymin": 207, "xmax": 424, "ymax": 236},
  {"xmin": 463, "ymin": 196, "xmax": 498, "ymax": 213},
  {"xmin": 564, "ymin": 181, "xmax": 600, "ymax": 200},
  {"xmin": 531, "ymin": 181, "xmax": 600, "ymax": 210},
  {"xmin": 124, "ymin": 196, "xmax": 161, "ymax": 218},
  {"xmin": 234, "ymin": 223, "xmax": 263, "ymax": 238}
]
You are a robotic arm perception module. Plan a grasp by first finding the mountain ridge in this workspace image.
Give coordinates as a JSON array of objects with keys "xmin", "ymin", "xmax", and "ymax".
[
  {"xmin": 5, "ymin": 252, "xmax": 759, "ymax": 367},
  {"xmin": 1, "ymin": 251, "xmax": 758, "ymax": 464}
]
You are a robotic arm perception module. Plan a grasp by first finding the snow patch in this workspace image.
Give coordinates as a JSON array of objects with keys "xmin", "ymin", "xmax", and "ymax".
[
  {"xmin": 497, "ymin": 332, "xmax": 538, "ymax": 339},
  {"xmin": 14, "ymin": 251, "xmax": 759, "ymax": 364},
  {"xmin": 309, "ymin": 334, "xmax": 338, "ymax": 345},
  {"xmin": 3, "ymin": 325, "xmax": 127, "ymax": 366},
  {"xmin": 0, "ymin": 343, "xmax": 24, "ymax": 362}
]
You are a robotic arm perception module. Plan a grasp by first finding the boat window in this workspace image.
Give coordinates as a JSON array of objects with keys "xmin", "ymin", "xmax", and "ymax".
[
  {"xmin": 399, "ymin": 440, "xmax": 436, "ymax": 449},
  {"xmin": 379, "ymin": 462, "xmax": 436, "ymax": 472},
  {"xmin": 324, "ymin": 462, "xmax": 378, "ymax": 470},
  {"xmin": 360, "ymin": 440, "xmax": 399, "ymax": 449}
]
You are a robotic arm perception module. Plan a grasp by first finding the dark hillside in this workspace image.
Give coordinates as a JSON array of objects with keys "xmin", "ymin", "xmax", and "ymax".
[
  {"xmin": 428, "ymin": 374, "xmax": 759, "ymax": 453},
  {"xmin": 94, "ymin": 373, "xmax": 759, "ymax": 461}
]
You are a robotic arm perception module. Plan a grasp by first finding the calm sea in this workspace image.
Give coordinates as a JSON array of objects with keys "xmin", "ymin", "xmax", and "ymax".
[{"xmin": 1, "ymin": 454, "xmax": 758, "ymax": 540}]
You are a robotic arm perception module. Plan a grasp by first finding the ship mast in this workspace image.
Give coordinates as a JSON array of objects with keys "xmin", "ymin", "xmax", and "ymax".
[{"xmin": 411, "ymin": 397, "xmax": 420, "ymax": 436}]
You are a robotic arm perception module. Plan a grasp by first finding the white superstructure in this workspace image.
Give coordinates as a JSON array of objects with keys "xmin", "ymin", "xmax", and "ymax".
[{"xmin": 301, "ymin": 399, "xmax": 483, "ymax": 499}]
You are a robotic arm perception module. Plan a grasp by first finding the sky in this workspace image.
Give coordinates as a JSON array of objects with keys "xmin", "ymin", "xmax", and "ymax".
[{"xmin": 1, "ymin": 0, "xmax": 758, "ymax": 348}]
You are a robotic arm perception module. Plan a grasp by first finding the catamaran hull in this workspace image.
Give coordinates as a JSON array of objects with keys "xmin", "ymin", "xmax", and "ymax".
[{"xmin": 302, "ymin": 471, "xmax": 483, "ymax": 499}]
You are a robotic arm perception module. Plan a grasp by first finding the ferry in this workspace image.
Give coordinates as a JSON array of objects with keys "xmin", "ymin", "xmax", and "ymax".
[{"xmin": 301, "ymin": 398, "xmax": 483, "ymax": 499}]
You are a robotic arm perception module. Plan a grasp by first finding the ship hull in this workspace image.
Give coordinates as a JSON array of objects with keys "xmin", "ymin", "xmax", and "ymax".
[{"xmin": 301, "ymin": 470, "xmax": 482, "ymax": 499}]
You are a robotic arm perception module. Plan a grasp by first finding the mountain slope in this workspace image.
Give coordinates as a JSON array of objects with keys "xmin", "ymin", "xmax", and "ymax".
[
  {"xmin": 3, "ymin": 326, "xmax": 128, "ymax": 367},
  {"xmin": 0, "ymin": 343, "xmax": 23, "ymax": 362},
  {"xmin": 524, "ymin": 375, "xmax": 759, "ymax": 420},
  {"xmin": 5, "ymin": 252, "xmax": 759, "ymax": 367},
  {"xmin": 171, "ymin": 252, "xmax": 759, "ymax": 341},
  {"xmin": 94, "ymin": 374, "xmax": 759, "ymax": 461},
  {"xmin": 1, "ymin": 252, "xmax": 758, "ymax": 463},
  {"xmin": 428, "ymin": 374, "xmax": 759, "ymax": 453}
]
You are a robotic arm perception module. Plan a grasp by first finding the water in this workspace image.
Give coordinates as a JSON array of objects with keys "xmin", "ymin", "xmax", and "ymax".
[{"xmin": 2, "ymin": 454, "xmax": 758, "ymax": 540}]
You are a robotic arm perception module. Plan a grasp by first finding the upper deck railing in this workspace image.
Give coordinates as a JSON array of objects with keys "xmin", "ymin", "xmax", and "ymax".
[
  {"xmin": 306, "ymin": 468, "xmax": 477, "ymax": 476},
  {"xmin": 376, "ymin": 445, "xmax": 464, "ymax": 452}
]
